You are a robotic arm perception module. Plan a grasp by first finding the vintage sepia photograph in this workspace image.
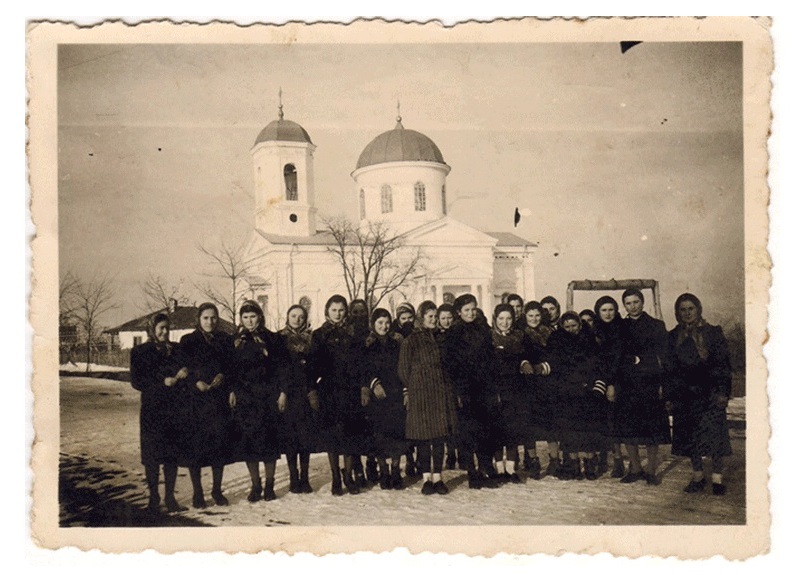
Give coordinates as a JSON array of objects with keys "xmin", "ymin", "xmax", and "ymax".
[{"xmin": 27, "ymin": 17, "xmax": 772, "ymax": 557}]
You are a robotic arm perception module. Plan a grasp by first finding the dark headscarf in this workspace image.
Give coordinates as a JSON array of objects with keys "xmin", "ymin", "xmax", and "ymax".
[
  {"xmin": 594, "ymin": 296, "xmax": 621, "ymax": 322},
  {"xmin": 147, "ymin": 312, "xmax": 170, "ymax": 342},
  {"xmin": 284, "ymin": 304, "xmax": 309, "ymax": 333},
  {"xmin": 621, "ymin": 288, "xmax": 645, "ymax": 304},
  {"xmin": 453, "ymin": 293, "xmax": 477, "ymax": 314},
  {"xmin": 674, "ymin": 293, "xmax": 709, "ymax": 360},
  {"xmin": 323, "ymin": 294, "xmax": 349, "ymax": 324}
]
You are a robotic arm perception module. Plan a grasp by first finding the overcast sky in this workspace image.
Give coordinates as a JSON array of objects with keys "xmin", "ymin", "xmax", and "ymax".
[{"xmin": 58, "ymin": 41, "xmax": 743, "ymax": 328}]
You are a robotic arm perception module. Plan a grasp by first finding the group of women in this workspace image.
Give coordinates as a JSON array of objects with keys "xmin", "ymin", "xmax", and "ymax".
[{"xmin": 130, "ymin": 288, "xmax": 734, "ymax": 514}]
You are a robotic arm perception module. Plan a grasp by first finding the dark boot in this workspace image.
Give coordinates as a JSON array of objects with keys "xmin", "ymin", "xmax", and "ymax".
[
  {"xmin": 289, "ymin": 468, "xmax": 300, "ymax": 494},
  {"xmin": 366, "ymin": 456, "xmax": 380, "ymax": 484},
  {"xmin": 211, "ymin": 488, "xmax": 228, "ymax": 506},
  {"xmin": 390, "ymin": 467, "xmax": 404, "ymax": 490},
  {"xmin": 405, "ymin": 450, "xmax": 418, "ymax": 477},
  {"xmin": 298, "ymin": 468, "xmax": 313, "ymax": 494},
  {"xmin": 247, "ymin": 479, "xmax": 262, "ymax": 502},
  {"xmin": 527, "ymin": 457, "xmax": 541, "ymax": 480},
  {"xmin": 612, "ymin": 457, "xmax": 626, "ymax": 478},
  {"xmin": 467, "ymin": 470, "xmax": 483, "ymax": 489},
  {"xmin": 192, "ymin": 492, "xmax": 207, "ymax": 509},
  {"xmin": 446, "ymin": 447, "xmax": 457, "ymax": 470},
  {"xmin": 546, "ymin": 457, "xmax": 560, "ymax": 478},
  {"xmin": 585, "ymin": 458, "xmax": 598, "ymax": 480},
  {"xmin": 146, "ymin": 492, "xmax": 161, "ymax": 515},
  {"xmin": 343, "ymin": 471, "xmax": 360, "ymax": 495},
  {"xmin": 331, "ymin": 469, "xmax": 343, "ymax": 496},
  {"xmin": 597, "ymin": 451, "xmax": 609, "ymax": 476},
  {"xmin": 263, "ymin": 478, "xmax": 276, "ymax": 501}
]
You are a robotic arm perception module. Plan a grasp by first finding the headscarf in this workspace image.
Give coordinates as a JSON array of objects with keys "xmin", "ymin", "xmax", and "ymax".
[
  {"xmin": 394, "ymin": 301, "xmax": 416, "ymax": 321},
  {"xmin": 281, "ymin": 304, "xmax": 311, "ymax": 354},
  {"xmin": 236, "ymin": 299, "xmax": 267, "ymax": 345},
  {"xmin": 284, "ymin": 304, "xmax": 309, "ymax": 333},
  {"xmin": 366, "ymin": 307, "xmax": 394, "ymax": 346},
  {"xmin": 147, "ymin": 312, "xmax": 173, "ymax": 354},
  {"xmin": 492, "ymin": 303, "xmax": 515, "ymax": 335},
  {"xmin": 621, "ymin": 287, "xmax": 645, "ymax": 304},
  {"xmin": 674, "ymin": 293, "xmax": 709, "ymax": 360},
  {"xmin": 323, "ymin": 294, "xmax": 349, "ymax": 325},
  {"xmin": 195, "ymin": 302, "xmax": 220, "ymax": 344},
  {"xmin": 594, "ymin": 296, "xmax": 621, "ymax": 323},
  {"xmin": 453, "ymin": 293, "xmax": 477, "ymax": 314},
  {"xmin": 437, "ymin": 303, "xmax": 455, "ymax": 331}
]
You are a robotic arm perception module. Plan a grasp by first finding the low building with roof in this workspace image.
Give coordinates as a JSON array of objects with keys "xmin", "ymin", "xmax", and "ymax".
[
  {"xmin": 104, "ymin": 300, "xmax": 236, "ymax": 349},
  {"xmin": 243, "ymin": 100, "xmax": 537, "ymax": 329}
]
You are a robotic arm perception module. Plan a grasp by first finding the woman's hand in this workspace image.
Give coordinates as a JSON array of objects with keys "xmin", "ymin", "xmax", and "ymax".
[
  {"xmin": 372, "ymin": 381, "xmax": 386, "ymax": 400},
  {"xmin": 175, "ymin": 367, "xmax": 189, "ymax": 380},
  {"xmin": 196, "ymin": 380, "xmax": 211, "ymax": 392},
  {"xmin": 519, "ymin": 361, "xmax": 533, "ymax": 375},
  {"xmin": 164, "ymin": 377, "xmax": 177, "ymax": 387},
  {"xmin": 307, "ymin": 390, "xmax": 319, "ymax": 411},
  {"xmin": 606, "ymin": 385, "xmax": 616, "ymax": 403},
  {"xmin": 210, "ymin": 373, "xmax": 224, "ymax": 388},
  {"xmin": 277, "ymin": 392, "xmax": 287, "ymax": 413},
  {"xmin": 361, "ymin": 387, "xmax": 371, "ymax": 407},
  {"xmin": 403, "ymin": 392, "xmax": 409, "ymax": 409},
  {"xmin": 228, "ymin": 391, "xmax": 237, "ymax": 408}
]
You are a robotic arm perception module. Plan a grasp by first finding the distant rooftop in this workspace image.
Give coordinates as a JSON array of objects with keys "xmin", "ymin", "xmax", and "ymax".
[
  {"xmin": 486, "ymin": 231, "xmax": 539, "ymax": 248},
  {"xmin": 105, "ymin": 305, "xmax": 236, "ymax": 335}
]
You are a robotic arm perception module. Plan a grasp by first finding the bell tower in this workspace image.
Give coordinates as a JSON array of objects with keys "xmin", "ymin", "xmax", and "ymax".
[{"xmin": 251, "ymin": 92, "xmax": 317, "ymax": 237}]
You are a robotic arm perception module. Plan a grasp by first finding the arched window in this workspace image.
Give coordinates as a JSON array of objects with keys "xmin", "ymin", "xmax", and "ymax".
[
  {"xmin": 284, "ymin": 164, "xmax": 298, "ymax": 201},
  {"xmin": 414, "ymin": 182, "xmax": 426, "ymax": 211},
  {"xmin": 381, "ymin": 184, "xmax": 393, "ymax": 214},
  {"xmin": 359, "ymin": 189, "xmax": 366, "ymax": 219},
  {"xmin": 441, "ymin": 184, "xmax": 447, "ymax": 215}
]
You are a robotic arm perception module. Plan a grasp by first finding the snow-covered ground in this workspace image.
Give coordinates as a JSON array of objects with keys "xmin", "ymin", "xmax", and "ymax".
[
  {"xmin": 59, "ymin": 362, "xmax": 129, "ymax": 373},
  {"xmin": 59, "ymin": 377, "xmax": 747, "ymax": 527}
]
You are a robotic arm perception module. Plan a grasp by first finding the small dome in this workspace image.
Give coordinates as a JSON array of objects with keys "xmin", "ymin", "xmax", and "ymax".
[
  {"xmin": 254, "ymin": 119, "xmax": 313, "ymax": 145},
  {"xmin": 356, "ymin": 119, "xmax": 445, "ymax": 170}
]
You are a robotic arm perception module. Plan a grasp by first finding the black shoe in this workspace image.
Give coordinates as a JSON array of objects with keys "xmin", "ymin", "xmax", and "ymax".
[
  {"xmin": 508, "ymin": 473, "xmax": 522, "ymax": 484},
  {"xmin": 712, "ymin": 482, "xmax": 727, "ymax": 496},
  {"xmin": 299, "ymin": 478, "xmax": 313, "ymax": 494},
  {"xmin": 597, "ymin": 451, "xmax": 609, "ymax": 476},
  {"xmin": 379, "ymin": 473, "xmax": 392, "ymax": 490},
  {"xmin": 467, "ymin": 472, "xmax": 483, "ymax": 489},
  {"xmin": 558, "ymin": 459, "xmax": 577, "ymax": 481},
  {"xmin": 645, "ymin": 473, "xmax": 661, "ymax": 486},
  {"xmin": 620, "ymin": 471, "xmax": 645, "ymax": 484},
  {"xmin": 247, "ymin": 482, "xmax": 262, "ymax": 502},
  {"xmin": 496, "ymin": 472, "xmax": 511, "ymax": 484},
  {"xmin": 146, "ymin": 493, "xmax": 161, "ymax": 514},
  {"xmin": 446, "ymin": 455, "xmax": 457, "ymax": 470},
  {"xmin": 611, "ymin": 458, "xmax": 626, "ymax": 478},
  {"xmin": 263, "ymin": 479, "xmax": 276, "ymax": 501},
  {"xmin": 585, "ymin": 459, "xmax": 598, "ymax": 481},
  {"xmin": 391, "ymin": 471, "xmax": 404, "ymax": 490},
  {"xmin": 421, "ymin": 480, "xmax": 435, "ymax": 495},
  {"xmin": 366, "ymin": 458, "xmax": 380, "ymax": 484},
  {"xmin": 434, "ymin": 480, "xmax": 450, "ymax": 495},
  {"xmin": 211, "ymin": 489, "xmax": 229, "ymax": 506},
  {"xmin": 344, "ymin": 473, "xmax": 360, "ymax": 495},
  {"xmin": 289, "ymin": 471, "xmax": 300, "ymax": 494},
  {"xmin": 331, "ymin": 481, "xmax": 344, "ymax": 496},
  {"xmin": 527, "ymin": 457, "xmax": 541, "ymax": 480},
  {"xmin": 405, "ymin": 461, "xmax": 418, "ymax": 477},
  {"xmin": 684, "ymin": 478, "xmax": 706, "ymax": 493},
  {"xmin": 164, "ymin": 496, "xmax": 187, "ymax": 513},
  {"xmin": 545, "ymin": 458, "xmax": 560, "ymax": 479},
  {"xmin": 574, "ymin": 460, "xmax": 585, "ymax": 481},
  {"xmin": 481, "ymin": 472, "xmax": 502, "ymax": 488},
  {"xmin": 192, "ymin": 492, "xmax": 207, "ymax": 509}
]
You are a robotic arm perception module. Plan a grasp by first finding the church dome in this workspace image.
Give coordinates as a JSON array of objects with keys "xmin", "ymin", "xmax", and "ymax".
[
  {"xmin": 254, "ymin": 118, "xmax": 313, "ymax": 145},
  {"xmin": 356, "ymin": 118, "xmax": 445, "ymax": 170}
]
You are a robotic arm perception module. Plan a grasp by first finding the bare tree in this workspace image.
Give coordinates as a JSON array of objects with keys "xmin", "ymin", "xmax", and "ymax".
[
  {"xmin": 324, "ymin": 217, "xmax": 423, "ymax": 310},
  {"xmin": 195, "ymin": 239, "xmax": 259, "ymax": 324},
  {"xmin": 138, "ymin": 272, "xmax": 192, "ymax": 313},
  {"xmin": 70, "ymin": 272, "xmax": 120, "ymax": 374},
  {"xmin": 59, "ymin": 271, "xmax": 79, "ymax": 325}
]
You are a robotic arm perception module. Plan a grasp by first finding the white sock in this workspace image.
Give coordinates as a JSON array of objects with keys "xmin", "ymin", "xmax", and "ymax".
[
  {"xmin": 431, "ymin": 473, "xmax": 440, "ymax": 483},
  {"xmin": 506, "ymin": 460, "xmax": 516, "ymax": 474},
  {"xmin": 693, "ymin": 471, "xmax": 704, "ymax": 481},
  {"xmin": 495, "ymin": 460, "xmax": 505, "ymax": 473},
  {"xmin": 712, "ymin": 473, "xmax": 723, "ymax": 484},
  {"xmin": 423, "ymin": 472, "xmax": 431, "ymax": 483}
]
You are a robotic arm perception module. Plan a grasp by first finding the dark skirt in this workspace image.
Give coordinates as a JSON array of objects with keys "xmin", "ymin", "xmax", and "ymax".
[
  {"xmin": 231, "ymin": 388, "xmax": 281, "ymax": 463},
  {"xmin": 139, "ymin": 390, "xmax": 181, "ymax": 466},
  {"xmin": 317, "ymin": 384, "xmax": 372, "ymax": 455},
  {"xmin": 455, "ymin": 394, "xmax": 500, "ymax": 455},
  {"xmin": 615, "ymin": 376, "xmax": 671, "ymax": 445},
  {"xmin": 179, "ymin": 388, "xmax": 233, "ymax": 467},
  {"xmin": 524, "ymin": 377, "xmax": 556, "ymax": 442},
  {"xmin": 671, "ymin": 400, "xmax": 732, "ymax": 458},
  {"xmin": 280, "ymin": 387, "xmax": 323, "ymax": 454}
]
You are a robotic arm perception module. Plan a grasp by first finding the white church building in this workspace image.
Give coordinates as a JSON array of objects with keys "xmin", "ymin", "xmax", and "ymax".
[{"xmin": 243, "ymin": 104, "xmax": 537, "ymax": 329}]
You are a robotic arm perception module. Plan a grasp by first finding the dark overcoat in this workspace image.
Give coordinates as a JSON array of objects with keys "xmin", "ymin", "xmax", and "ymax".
[
  {"xmin": 615, "ymin": 312, "xmax": 671, "ymax": 445},
  {"xmin": 231, "ymin": 327, "xmax": 289, "ymax": 462},
  {"xmin": 491, "ymin": 328, "xmax": 532, "ymax": 445},
  {"xmin": 398, "ymin": 328, "xmax": 458, "ymax": 441},
  {"xmin": 130, "ymin": 341, "xmax": 186, "ymax": 466},
  {"xmin": 278, "ymin": 325, "xmax": 323, "ymax": 453},
  {"xmin": 178, "ymin": 329, "xmax": 235, "ymax": 467},
  {"xmin": 440, "ymin": 320, "xmax": 500, "ymax": 453},
  {"xmin": 308, "ymin": 320, "xmax": 370, "ymax": 454},
  {"xmin": 666, "ymin": 322, "xmax": 733, "ymax": 458}
]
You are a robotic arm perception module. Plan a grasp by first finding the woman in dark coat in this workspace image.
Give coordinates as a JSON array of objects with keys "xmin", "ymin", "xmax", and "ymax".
[
  {"xmin": 545, "ymin": 312, "xmax": 609, "ymax": 480},
  {"xmin": 399, "ymin": 300, "xmax": 458, "ymax": 495},
  {"xmin": 178, "ymin": 302, "xmax": 234, "ymax": 508},
  {"xmin": 521, "ymin": 300, "xmax": 557, "ymax": 479},
  {"xmin": 308, "ymin": 294, "xmax": 367, "ymax": 496},
  {"xmin": 441, "ymin": 294, "xmax": 502, "ymax": 489},
  {"xmin": 230, "ymin": 300, "xmax": 288, "ymax": 502},
  {"xmin": 490, "ymin": 303, "xmax": 534, "ymax": 483},
  {"xmin": 349, "ymin": 298, "xmax": 377, "ymax": 486},
  {"xmin": 130, "ymin": 313, "xmax": 189, "ymax": 514},
  {"xmin": 666, "ymin": 293, "xmax": 733, "ymax": 496},
  {"xmin": 616, "ymin": 288, "xmax": 670, "ymax": 486},
  {"xmin": 279, "ymin": 304, "xmax": 322, "ymax": 494},
  {"xmin": 591, "ymin": 296, "xmax": 626, "ymax": 478},
  {"xmin": 437, "ymin": 303, "xmax": 460, "ymax": 471},
  {"xmin": 360, "ymin": 308, "xmax": 409, "ymax": 490}
]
